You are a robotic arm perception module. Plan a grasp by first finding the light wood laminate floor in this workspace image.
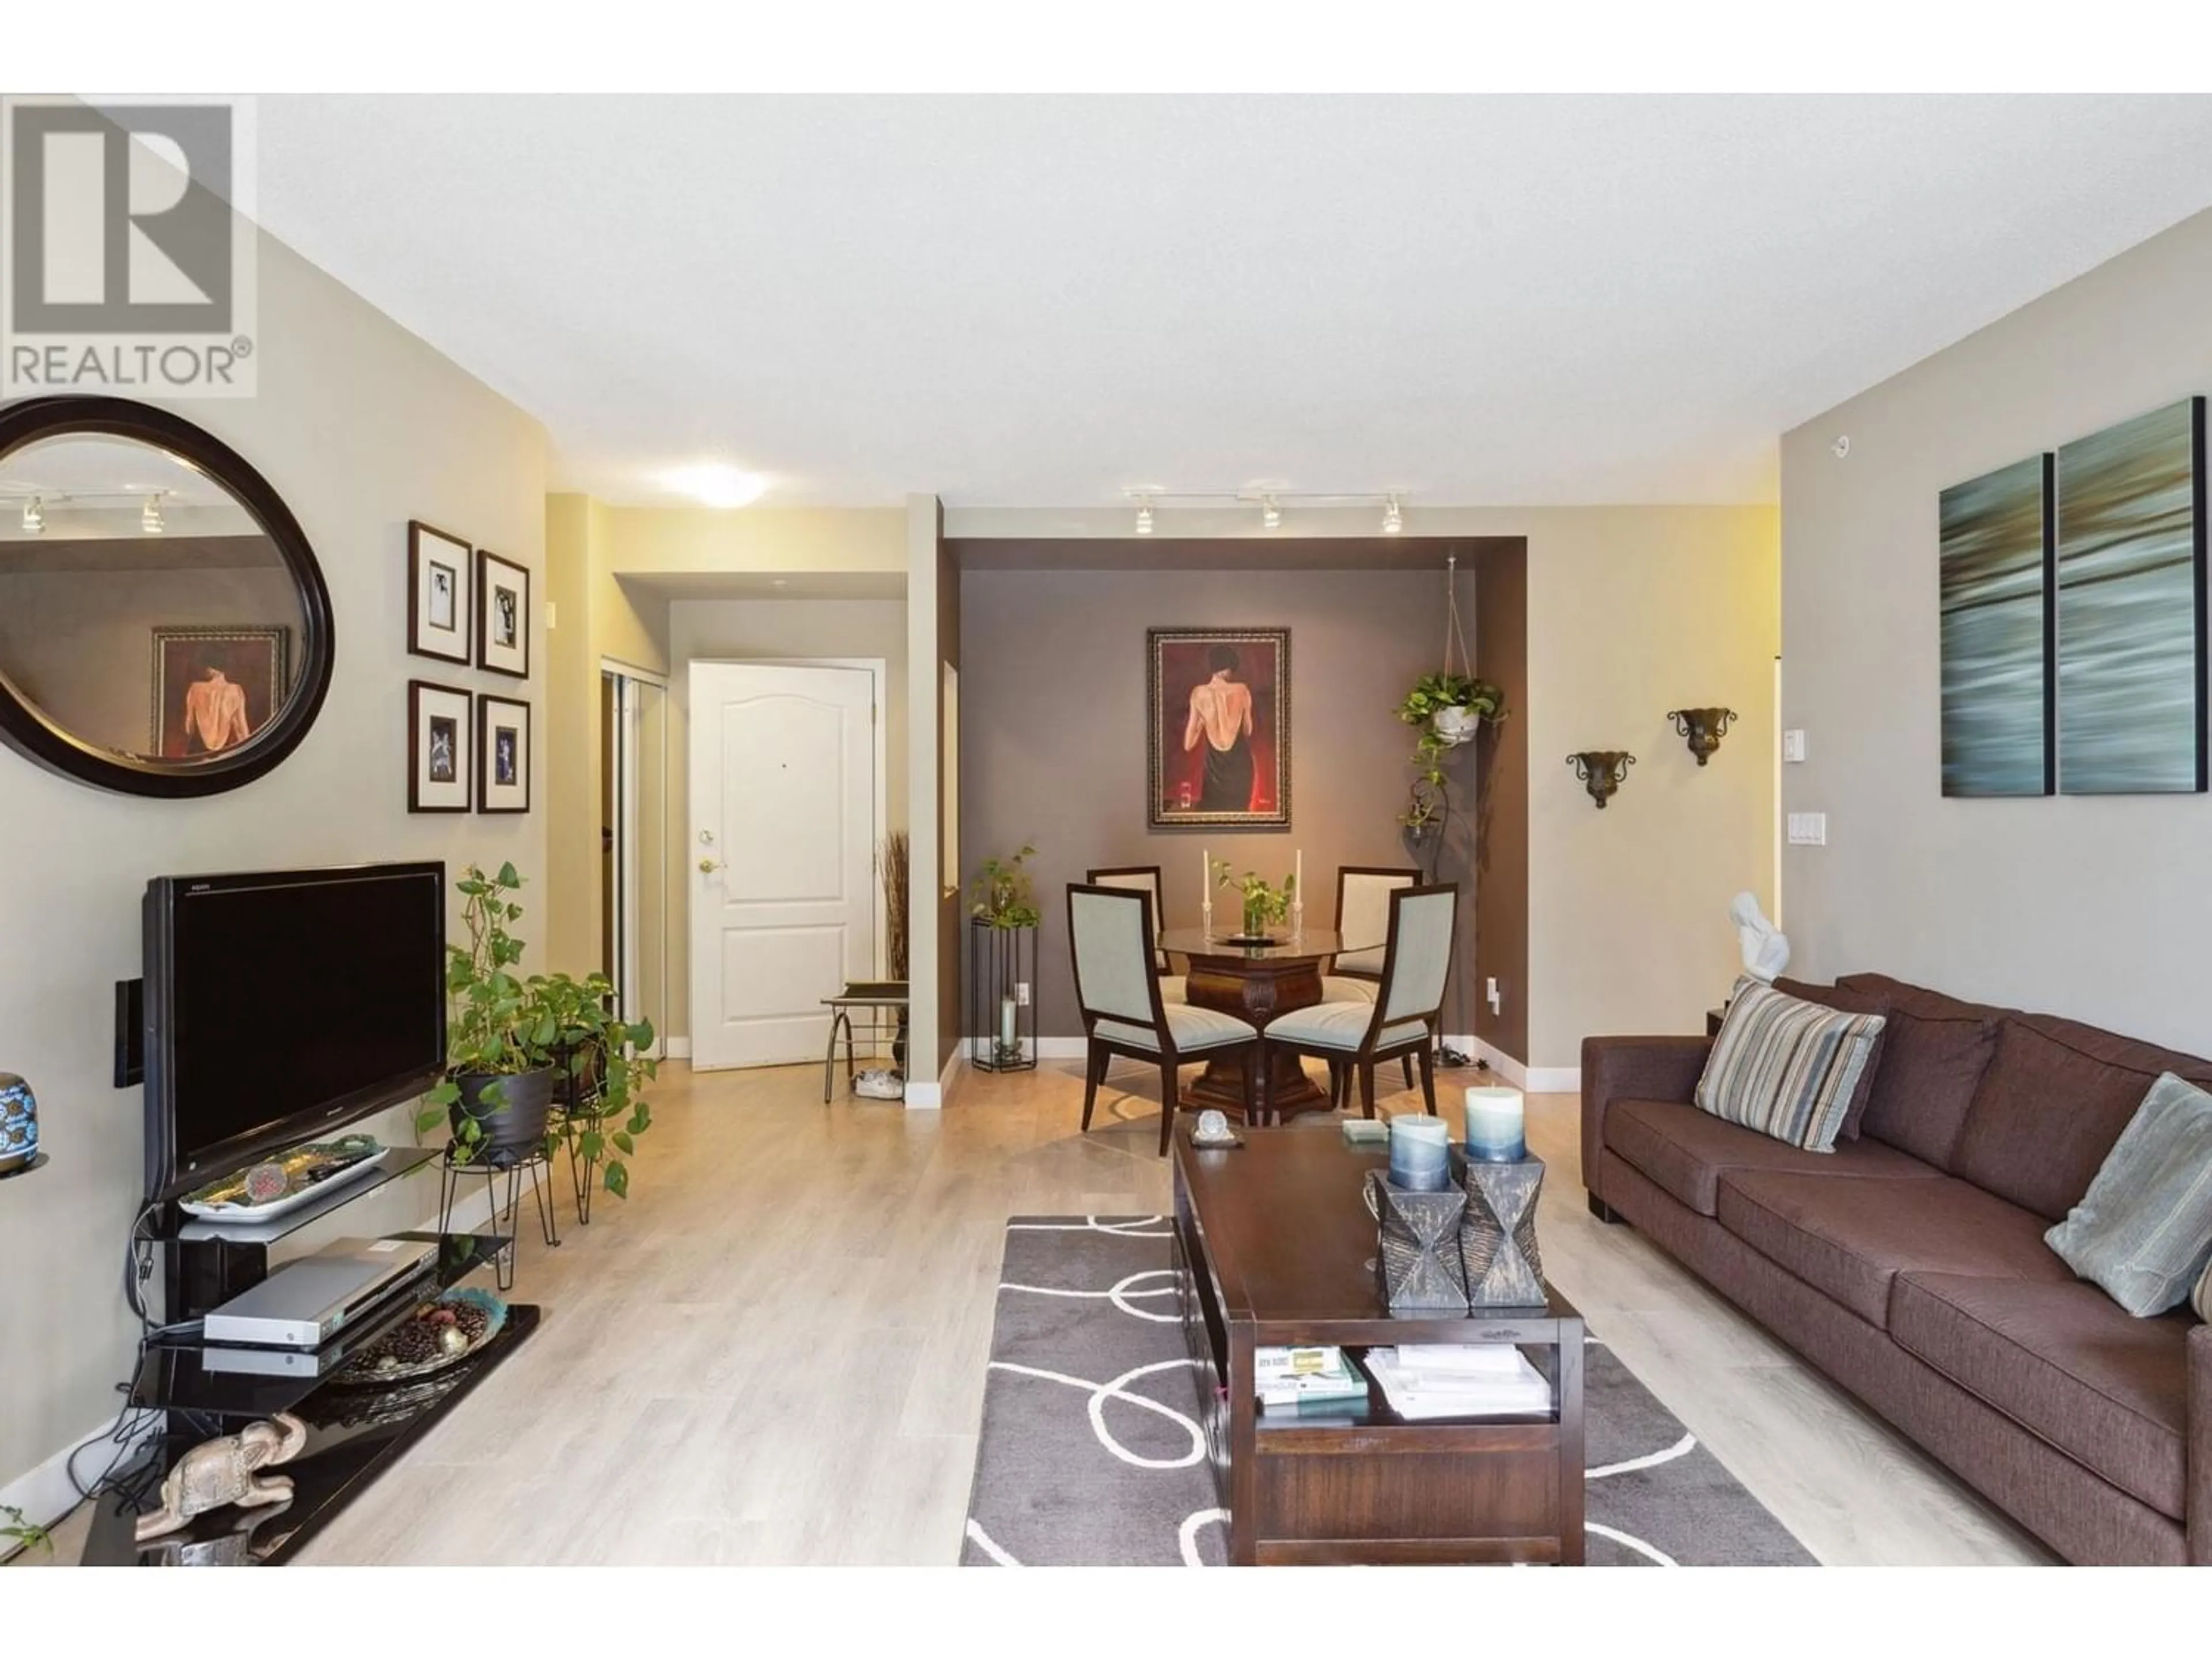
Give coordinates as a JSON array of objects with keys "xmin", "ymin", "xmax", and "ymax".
[{"xmin": 21, "ymin": 1055, "xmax": 2052, "ymax": 1566}]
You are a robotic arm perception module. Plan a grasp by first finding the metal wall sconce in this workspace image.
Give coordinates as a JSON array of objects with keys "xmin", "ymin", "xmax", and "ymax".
[
  {"xmin": 1566, "ymin": 751, "xmax": 1635, "ymax": 809},
  {"xmin": 1666, "ymin": 707, "xmax": 1738, "ymax": 767}
]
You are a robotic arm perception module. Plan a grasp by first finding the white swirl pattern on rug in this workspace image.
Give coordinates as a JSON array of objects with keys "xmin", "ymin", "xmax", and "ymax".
[{"xmin": 960, "ymin": 1215, "xmax": 1814, "ymax": 1567}]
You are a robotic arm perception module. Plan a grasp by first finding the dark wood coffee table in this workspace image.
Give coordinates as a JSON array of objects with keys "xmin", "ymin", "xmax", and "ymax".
[{"xmin": 1173, "ymin": 1125, "xmax": 1585, "ymax": 1565}]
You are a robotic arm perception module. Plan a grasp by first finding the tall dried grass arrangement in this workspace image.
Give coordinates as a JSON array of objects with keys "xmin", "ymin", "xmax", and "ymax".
[{"xmin": 880, "ymin": 830, "xmax": 911, "ymax": 979}]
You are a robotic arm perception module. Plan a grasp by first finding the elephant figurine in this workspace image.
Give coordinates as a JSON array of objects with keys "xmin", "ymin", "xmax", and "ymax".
[{"xmin": 135, "ymin": 1413, "xmax": 309, "ymax": 1543}]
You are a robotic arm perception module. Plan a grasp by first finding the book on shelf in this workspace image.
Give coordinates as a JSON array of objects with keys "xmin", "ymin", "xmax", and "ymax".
[
  {"xmin": 1254, "ymin": 1344, "xmax": 1353, "ymax": 1384},
  {"xmin": 1259, "ymin": 1387, "xmax": 1370, "ymax": 1416}
]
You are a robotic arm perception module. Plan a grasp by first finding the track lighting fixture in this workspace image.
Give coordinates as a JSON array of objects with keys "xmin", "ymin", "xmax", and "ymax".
[
  {"xmin": 141, "ymin": 493, "xmax": 164, "ymax": 534},
  {"xmin": 1121, "ymin": 486, "xmax": 1411, "ymax": 532},
  {"xmin": 21, "ymin": 498, "xmax": 43, "ymax": 535}
]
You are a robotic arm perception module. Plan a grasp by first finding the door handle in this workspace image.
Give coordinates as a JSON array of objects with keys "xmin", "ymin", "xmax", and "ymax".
[{"xmin": 699, "ymin": 857, "xmax": 722, "ymax": 874}]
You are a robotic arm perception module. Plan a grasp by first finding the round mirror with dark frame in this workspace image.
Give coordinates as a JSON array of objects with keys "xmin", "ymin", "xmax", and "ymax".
[{"xmin": 0, "ymin": 396, "xmax": 334, "ymax": 798}]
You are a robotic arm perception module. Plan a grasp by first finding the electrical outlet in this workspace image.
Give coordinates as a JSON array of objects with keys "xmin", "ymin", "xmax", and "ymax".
[
  {"xmin": 1014, "ymin": 982, "xmax": 1031, "ymax": 1007},
  {"xmin": 1485, "ymin": 976, "xmax": 1502, "ymax": 1015},
  {"xmin": 1783, "ymin": 729, "xmax": 1806, "ymax": 763},
  {"xmin": 1786, "ymin": 812, "xmax": 1828, "ymax": 846}
]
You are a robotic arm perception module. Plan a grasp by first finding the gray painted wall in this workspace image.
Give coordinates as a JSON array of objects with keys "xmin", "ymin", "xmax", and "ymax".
[
  {"xmin": 1781, "ymin": 204, "xmax": 2212, "ymax": 1053},
  {"xmin": 959, "ymin": 566, "xmax": 1487, "ymax": 1040}
]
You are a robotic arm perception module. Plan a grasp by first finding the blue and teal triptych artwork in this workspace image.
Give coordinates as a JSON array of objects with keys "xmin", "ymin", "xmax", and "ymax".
[{"xmin": 1939, "ymin": 396, "xmax": 2207, "ymax": 797}]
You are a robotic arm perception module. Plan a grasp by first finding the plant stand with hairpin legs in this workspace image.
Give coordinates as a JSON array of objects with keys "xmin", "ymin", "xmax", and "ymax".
[{"xmin": 437, "ymin": 1145, "xmax": 558, "ymax": 1294}]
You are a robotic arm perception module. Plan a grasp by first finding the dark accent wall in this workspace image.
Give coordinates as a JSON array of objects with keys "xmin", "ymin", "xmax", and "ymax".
[
  {"xmin": 1474, "ymin": 545, "xmax": 1530, "ymax": 1063},
  {"xmin": 960, "ymin": 558, "xmax": 1523, "ymax": 1040},
  {"xmin": 935, "ymin": 518, "xmax": 963, "ymax": 1072}
]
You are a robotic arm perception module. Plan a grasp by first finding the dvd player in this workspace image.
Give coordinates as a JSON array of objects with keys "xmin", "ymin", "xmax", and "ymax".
[{"xmin": 201, "ymin": 1236, "xmax": 438, "ymax": 1350}]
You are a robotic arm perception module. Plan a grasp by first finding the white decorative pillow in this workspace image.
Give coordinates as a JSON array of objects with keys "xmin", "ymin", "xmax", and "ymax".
[
  {"xmin": 1694, "ymin": 976, "xmax": 1887, "ymax": 1153},
  {"xmin": 2047, "ymin": 1073, "xmax": 2212, "ymax": 1317}
]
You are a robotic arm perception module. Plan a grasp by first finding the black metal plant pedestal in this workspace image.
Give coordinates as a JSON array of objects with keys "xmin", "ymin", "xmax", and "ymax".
[{"xmin": 968, "ymin": 918, "xmax": 1037, "ymax": 1073}]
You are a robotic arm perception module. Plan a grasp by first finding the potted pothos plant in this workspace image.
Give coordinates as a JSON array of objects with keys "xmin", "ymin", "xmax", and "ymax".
[
  {"xmin": 1395, "ymin": 672, "xmax": 1508, "ymax": 844},
  {"xmin": 415, "ymin": 863, "xmax": 657, "ymax": 1199},
  {"xmin": 970, "ymin": 844, "xmax": 1041, "ymax": 930}
]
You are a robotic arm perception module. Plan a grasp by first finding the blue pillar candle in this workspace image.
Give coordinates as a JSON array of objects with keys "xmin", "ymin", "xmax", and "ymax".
[
  {"xmin": 0, "ymin": 1073, "xmax": 36, "ymax": 1175},
  {"xmin": 1464, "ymin": 1085, "xmax": 1527, "ymax": 1162},
  {"xmin": 1388, "ymin": 1113, "xmax": 1452, "ymax": 1191}
]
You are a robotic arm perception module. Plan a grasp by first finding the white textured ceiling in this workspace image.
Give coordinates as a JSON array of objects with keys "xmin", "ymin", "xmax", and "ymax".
[{"xmin": 251, "ymin": 95, "xmax": 2212, "ymax": 508}]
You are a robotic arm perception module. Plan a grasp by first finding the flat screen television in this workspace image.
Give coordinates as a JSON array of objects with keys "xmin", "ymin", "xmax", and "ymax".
[{"xmin": 143, "ymin": 862, "xmax": 446, "ymax": 1203}]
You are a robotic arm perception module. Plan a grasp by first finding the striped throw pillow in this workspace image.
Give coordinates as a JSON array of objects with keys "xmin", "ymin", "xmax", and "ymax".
[
  {"xmin": 2195, "ymin": 1255, "xmax": 2210, "ymax": 1324},
  {"xmin": 2046, "ymin": 1073, "xmax": 2212, "ymax": 1318},
  {"xmin": 1694, "ymin": 976, "xmax": 1888, "ymax": 1153}
]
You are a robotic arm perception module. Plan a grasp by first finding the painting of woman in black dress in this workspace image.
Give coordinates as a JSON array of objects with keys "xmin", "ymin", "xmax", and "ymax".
[{"xmin": 1147, "ymin": 627, "xmax": 1290, "ymax": 827}]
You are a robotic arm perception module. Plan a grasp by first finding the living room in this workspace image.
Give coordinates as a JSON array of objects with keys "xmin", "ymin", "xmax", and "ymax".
[{"xmin": 5, "ymin": 32, "xmax": 2211, "ymax": 1644}]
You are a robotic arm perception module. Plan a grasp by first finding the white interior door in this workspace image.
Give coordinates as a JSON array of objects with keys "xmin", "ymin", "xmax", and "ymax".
[{"xmin": 690, "ymin": 661, "xmax": 879, "ymax": 1070}]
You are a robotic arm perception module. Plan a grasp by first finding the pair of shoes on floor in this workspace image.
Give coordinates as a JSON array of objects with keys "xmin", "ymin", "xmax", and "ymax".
[{"xmin": 853, "ymin": 1069, "xmax": 905, "ymax": 1100}]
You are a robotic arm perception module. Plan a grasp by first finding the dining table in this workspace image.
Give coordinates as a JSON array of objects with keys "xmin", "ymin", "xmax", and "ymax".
[{"xmin": 1157, "ymin": 925, "xmax": 1344, "ymax": 1123}]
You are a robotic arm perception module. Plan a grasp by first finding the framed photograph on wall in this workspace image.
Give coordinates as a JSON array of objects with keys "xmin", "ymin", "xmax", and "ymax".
[
  {"xmin": 477, "ymin": 693, "xmax": 531, "ymax": 815},
  {"xmin": 476, "ymin": 548, "xmax": 531, "ymax": 679},
  {"xmin": 1147, "ymin": 626, "xmax": 1291, "ymax": 827},
  {"xmin": 407, "ymin": 521, "xmax": 473, "ymax": 665},
  {"xmin": 150, "ymin": 626, "xmax": 290, "ymax": 758},
  {"xmin": 408, "ymin": 680, "xmax": 472, "ymax": 813}
]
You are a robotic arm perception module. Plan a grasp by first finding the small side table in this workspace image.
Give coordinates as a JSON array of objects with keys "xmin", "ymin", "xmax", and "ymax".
[
  {"xmin": 1706, "ymin": 1007, "xmax": 1726, "ymax": 1037},
  {"xmin": 822, "ymin": 979, "xmax": 910, "ymax": 1101}
]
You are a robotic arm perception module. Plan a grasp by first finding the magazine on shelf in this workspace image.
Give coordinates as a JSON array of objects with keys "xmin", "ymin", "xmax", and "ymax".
[{"xmin": 1363, "ymin": 1345, "xmax": 1552, "ymax": 1421}]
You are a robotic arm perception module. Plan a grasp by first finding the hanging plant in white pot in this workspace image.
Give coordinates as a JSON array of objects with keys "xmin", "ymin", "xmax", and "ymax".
[{"xmin": 1394, "ymin": 554, "xmax": 1507, "ymax": 872}]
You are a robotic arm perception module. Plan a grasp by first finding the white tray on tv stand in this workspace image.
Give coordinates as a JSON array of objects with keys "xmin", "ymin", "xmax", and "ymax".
[{"xmin": 178, "ymin": 1146, "xmax": 389, "ymax": 1227}]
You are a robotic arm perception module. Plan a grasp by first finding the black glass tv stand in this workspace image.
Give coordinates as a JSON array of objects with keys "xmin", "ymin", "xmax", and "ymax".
[{"xmin": 81, "ymin": 1154, "xmax": 541, "ymax": 1566}]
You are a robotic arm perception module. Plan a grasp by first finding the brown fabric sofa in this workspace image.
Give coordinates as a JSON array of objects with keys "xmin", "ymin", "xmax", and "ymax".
[{"xmin": 1581, "ymin": 972, "xmax": 2212, "ymax": 1566}]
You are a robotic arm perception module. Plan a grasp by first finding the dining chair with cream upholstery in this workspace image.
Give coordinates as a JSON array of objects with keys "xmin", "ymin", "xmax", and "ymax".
[
  {"xmin": 1086, "ymin": 864, "xmax": 1184, "ymax": 1001},
  {"xmin": 1260, "ymin": 883, "xmax": 1458, "ymax": 1123},
  {"xmin": 1069, "ymin": 883, "xmax": 1258, "ymax": 1154},
  {"xmin": 1323, "ymin": 865, "xmax": 1419, "ymax": 1085}
]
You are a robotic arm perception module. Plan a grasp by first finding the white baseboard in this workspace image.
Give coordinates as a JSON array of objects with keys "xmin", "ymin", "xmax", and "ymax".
[
  {"xmin": 1459, "ymin": 1038, "xmax": 1577, "ymax": 1096},
  {"xmin": 902, "ymin": 1045, "xmax": 960, "ymax": 1110},
  {"xmin": 1035, "ymin": 1037, "xmax": 1089, "ymax": 1060}
]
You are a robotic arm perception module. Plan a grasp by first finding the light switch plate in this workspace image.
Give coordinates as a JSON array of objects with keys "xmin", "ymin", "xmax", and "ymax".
[
  {"xmin": 1783, "ymin": 729, "xmax": 1806, "ymax": 763},
  {"xmin": 1786, "ymin": 812, "xmax": 1828, "ymax": 846}
]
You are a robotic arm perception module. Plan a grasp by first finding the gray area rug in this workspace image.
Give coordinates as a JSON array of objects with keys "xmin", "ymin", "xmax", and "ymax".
[{"xmin": 962, "ymin": 1215, "xmax": 1814, "ymax": 1567}]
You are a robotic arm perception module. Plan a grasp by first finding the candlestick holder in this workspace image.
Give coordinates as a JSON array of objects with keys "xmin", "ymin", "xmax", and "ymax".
[
  {"xmin": 1363, "ymin": 1170, "xmax": 1470, "ymax": 1314},
  {"xmin": 1457, "ymin": 1153, "xmax": 1546, "ymax": 1307}
]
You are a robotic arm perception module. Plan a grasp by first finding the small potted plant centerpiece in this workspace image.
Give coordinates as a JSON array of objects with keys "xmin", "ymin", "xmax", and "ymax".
[
  {"xmin": 1210, "ymin": 855, "xmax": 1296, "ymax": 941},
  {"xmin": 419, "ymin": 863, "xmax": 658, "ymax": 1197}
]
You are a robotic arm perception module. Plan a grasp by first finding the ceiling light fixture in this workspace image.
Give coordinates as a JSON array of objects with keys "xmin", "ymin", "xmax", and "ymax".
[
  {"xmin": 666, "ymin": 463, "xmax": 768, "ymax": 509},
  {"xmin": 1261, "ymin": 494, "xmax": 1282, "ymax": 531},
  {"xmin": 141, "ymin": 493, "xmax": 164, "ymax": 534},
  {"xmin": 22, "ymin": 498, "xmax": 44, "ymax": 535},
  {"xmin": 1135, "ymin": 498, "xmax": 1154, "ymax": 536},
  {"xmin": 1382, "ymin": 495, "xmax": 1403, "ymax": 534}
]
